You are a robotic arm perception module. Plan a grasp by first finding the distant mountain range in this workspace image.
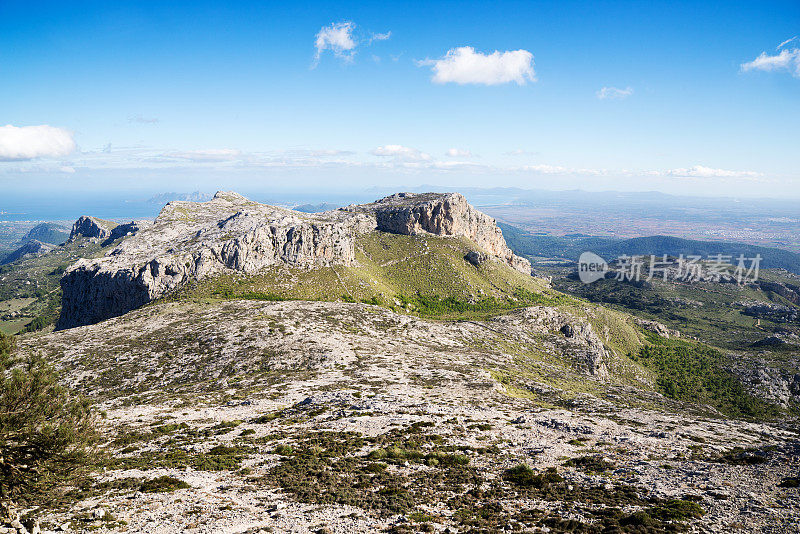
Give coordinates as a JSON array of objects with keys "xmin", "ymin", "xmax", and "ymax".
[
  {"xmin": 500, "ymin": 223, "xmax": 800, "ymax": 275},
  {"xmin": 146, "ymin": 191, "xmax": 212, "ymax": 204}
]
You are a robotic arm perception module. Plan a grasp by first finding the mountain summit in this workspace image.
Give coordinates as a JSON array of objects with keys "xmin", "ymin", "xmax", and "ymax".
[{"xmin": 56, "ymin": 192, "xmax": 530, "ymax": 329}]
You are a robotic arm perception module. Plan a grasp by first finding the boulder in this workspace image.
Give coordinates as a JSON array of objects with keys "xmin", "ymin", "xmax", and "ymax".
[{"xmin": 465, "ymin": 250, "xmax": 488, "ymax": 267}]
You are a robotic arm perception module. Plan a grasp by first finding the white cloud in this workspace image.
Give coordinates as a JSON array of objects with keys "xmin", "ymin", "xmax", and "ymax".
[
  {"xmin": 419, "ymin": 46, "xmax": 536, "ymax": 85},
  {"xmin": 313, "ymin": 22, "xmax": 392, "ymax": 67},
  {"xmin": 778, "ymin": 36, "xmax": 797, "ymax": 49},
  {"xmin": 0, "ymin": 124, "xmax": 76, "ymax": 161},
  {"xmin": 664, "ymin": 165, "xmax": 762, "ymax": 179},
  {"xmin": 740, "ymin": 48, "xmax": 800, "ymax": 77},
  {"xmin": 369, "ymin": 31, "xmax": 391, "ymax": 44},
  {"xmin": 128, "ymin": 114, "xmax": 159, "ymax": 124},
  {"xmin": 520, "ymin": 164, "xmax": 606, "ymax": 176},
  {"xmin": 445, "ymin": 148, "xmax": 472, "ymax": 158},
  {"xmin": 314, "ymin": 21, "xmax": 357, "ymax": 65},
  {"xmin": 164, "ymin": 149, "xmax": 243, "ymax": 162},
  {"xmin": 596, "ymin": 86, "xmax": 633, "ymax": 100},
  {"xmin": 371, "ymin": 144, "xmax": 431, "ymax": 161}
]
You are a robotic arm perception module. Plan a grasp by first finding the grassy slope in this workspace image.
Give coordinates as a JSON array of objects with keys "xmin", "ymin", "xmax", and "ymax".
[{"xmin": 179, "ymin": 232, "xmax": 561, "ymax": 316}]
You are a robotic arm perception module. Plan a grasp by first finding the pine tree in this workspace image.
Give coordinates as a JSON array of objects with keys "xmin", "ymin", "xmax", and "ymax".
[{"xmin": 0, "ymin": 331, "xmax": 98, "ymax": 509}]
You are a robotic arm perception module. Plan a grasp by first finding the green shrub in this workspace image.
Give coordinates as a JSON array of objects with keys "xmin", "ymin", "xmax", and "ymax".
[
  {"xmin": 502, "ymin": 464, "xmax": 563, "ymax": 488},
  {"xmin": 632, "ymin": 335, "xmax": 779, "ymax": 419},
  {"xmin": 0, "ymin": 335, "xmax": 98, "ymax": 506},
  {"xmin": 140, "ymin": 475, "xmax": 190, "ymax": 493},
  {"xmin": 274, "ymin": 444, "xmax": 294, "ymax": 456},
  {"xmin": 563, "ymin": 455, "xmax": 615, "ymax": 473},
  {"xmin": 647, "ymin": 499, "xmax": 705, "ymax": 521}
]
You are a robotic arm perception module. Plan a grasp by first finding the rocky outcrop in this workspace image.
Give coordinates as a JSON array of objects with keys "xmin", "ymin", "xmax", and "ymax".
[
  {"xmin": 69, "ymin": 216, "xmax": 117, "ymax": 241},
  {"xmin": 102, "ymin": 220, "xmax": 150, "ymax": 246},
  {"xmin": 465, "ymin": 250, "xmax": 488, "ymax": 267},
  {"xmin": 346, "ymin": 193, "xmax": 531, "ymax": 274},
  {"xmin": 1, "ymin": 239, "xmax": 55, "ymax": 265},
  {"xmin": 632, "ymin": 317, "xmax": 681, "ymax": 339},
  {"xmin": 57, "ymin": 191, "xmax": 530, "ymax": 329},
  {"xmin": 491, "ymin": 306, "xmax": 609, "ymax": 377}
]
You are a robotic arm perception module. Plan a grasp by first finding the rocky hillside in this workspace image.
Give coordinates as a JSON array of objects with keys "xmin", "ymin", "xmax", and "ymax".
[
  {"xmin": 18, "ymin": 299, "xmax": 800, "ymax": 534},
  {"xmin": 57, "ymin": 192, "xmax": 530, "ymax": 329},
  {"xmin": 0, "ymin": 239, "xmax": 55, "ymax": 265},
  {"xmin": 6, "ymin": 191, "xmax": 798, "ymax": 533}
]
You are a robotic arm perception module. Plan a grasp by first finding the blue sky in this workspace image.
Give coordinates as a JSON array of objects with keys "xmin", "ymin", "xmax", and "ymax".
[{"xmin": 1, "ymin": 0, "xmax": 798, "ymax": 197}]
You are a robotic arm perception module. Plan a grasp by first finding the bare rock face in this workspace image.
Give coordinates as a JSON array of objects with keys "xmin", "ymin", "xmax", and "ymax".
[
  {"xmin": 345, "ymin": 192, "xmax": 531, "ymax": 274},
  {"xmin": 57, "ymin": 191, "xmax": 530, "ymax": 329},
  {"xmin": 69, "ymin": 216, "xmax": 117, "ymax": 241}
]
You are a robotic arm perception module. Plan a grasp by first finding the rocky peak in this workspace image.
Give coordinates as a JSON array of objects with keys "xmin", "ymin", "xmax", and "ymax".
[
  {"xmin": 57, "ymin": 191, "xmax": 530, "ymax": 329},
  {"xmin": 69, "ymin": 216, "xmax": 117, "ymax": 241},
  {"xmin": 344, "ymin": 192, "xmax": 531, "ymax": 274}
]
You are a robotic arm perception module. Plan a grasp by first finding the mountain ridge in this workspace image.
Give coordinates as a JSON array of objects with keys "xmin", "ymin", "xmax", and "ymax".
[{"xmin": 56, "ymin": 192, "xmax": 530, "ymax": 329}]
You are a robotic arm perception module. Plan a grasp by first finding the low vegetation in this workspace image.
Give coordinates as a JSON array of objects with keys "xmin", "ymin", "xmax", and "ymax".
[
  {"xmin": 176, "ymin": 232, "xmax": 564, "ymax": 321},
  {"xmin": 0, "ymin": 332, "xmax": 98, "ymax": 507},
  {"xmin": 631, "ymin": 334, "xmax": 780, "ymax": 419}
]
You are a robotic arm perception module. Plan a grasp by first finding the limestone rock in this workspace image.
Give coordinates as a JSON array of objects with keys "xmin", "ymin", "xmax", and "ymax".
[
  {"xmin": 465, "ymin": 250, "xmax": 488, "ymax": 267},
  {"xmin": 345, "ymin": 192, "xmax": 531, "ymax": 274},
  {"xmin": 632, "ymin": 317, "xmax": 681, "ymax": 339},
  {"xmin": 102, "ymin": 220, "xmax": 151, "ymax": 246},
  {"xmin": 491, "ymin": 306, "xmax": 610, "ymax": 377},
  {"xmin": 57, "ymin": 191, "xmax": 530, "ymax": 329},
  {"xmin": 69, "ymin": 216, "xmax": 117, "ymax": 241}
]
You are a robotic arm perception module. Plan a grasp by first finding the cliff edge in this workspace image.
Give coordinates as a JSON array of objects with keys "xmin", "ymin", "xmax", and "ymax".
[{"xmin": 57, "ymin": 191, "xmax": 530, "ymax": 329}]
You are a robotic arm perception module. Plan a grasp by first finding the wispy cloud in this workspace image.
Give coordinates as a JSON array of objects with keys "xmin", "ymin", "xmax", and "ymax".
[
  {"xmin": 0, "ymin": 140, "xmax": 769, "ymax": 186},
  {"xmin": 418, "ymin": 46, "xmax": 536, "ymax": 86},
  {"xmin": 163, "ymin": 149, "xmax": 243, "ymax": 162},
  {"xmin": 777, "ymin": 36, "xmax": 798, "ymax": 50},
  {"xmin": 371, "ymin": 144, "xmax": 431, "ymax": 162},
  {"xmin": 741, "ymin": 45, "xmax": 800, "ymax": 77},
  {"xmin": 0, "ymin": 124, "xmax": 76, "ymax": 161},
  {"xmin": 505, "ymin": 149, "xmax": 538, "ymax": 156},
  {"xmin": 128, "ymin": 114, "xmax": 159, "ymax": 124},
  {"xmin": 519, "ymin": 164, "xmax": 606, "ymax": 176},
  {"xmin": 596, "ymin": 86, "xmax": 633, "ymax": 100},
  {"xmin": 312, "ymin": 22, "xmax": 391, "ymax": 67},
  {"xmin": 313, "ymin": 21, "xmax": 357, "ymax": 66},
  {"xmin": 663, "ymin": 165, "xmax": 763, "ymax": 179},
  {"xmin": 369, "ymin": 31, "xmax": 391, "ymax": 44}
]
